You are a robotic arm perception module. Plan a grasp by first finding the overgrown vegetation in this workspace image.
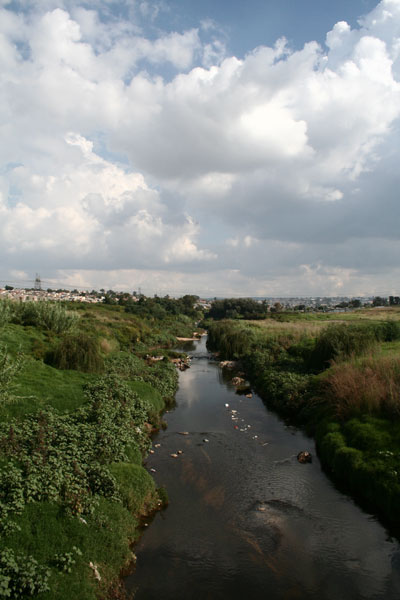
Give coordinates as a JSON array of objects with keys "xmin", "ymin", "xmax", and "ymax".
[
  {"xmin": 207, "ymin": 309, "xmax": 400, "ymax": 527},
  {"xmin": 206, "ymin": 298, "xmax": 268, "ymax": 320},
  {"xmin": 0, "ymin": 297, "xmax": 187, "ymax": 599}
]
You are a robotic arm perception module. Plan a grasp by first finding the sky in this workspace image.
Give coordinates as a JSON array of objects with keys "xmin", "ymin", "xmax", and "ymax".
[{"xmin": 1, "ymin": 0, "xmax": 400, "ymax": 297}]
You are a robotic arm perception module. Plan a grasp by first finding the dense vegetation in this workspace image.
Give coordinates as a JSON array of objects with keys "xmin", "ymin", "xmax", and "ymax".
[
  {"xmin": 0, "ymin": 298, "xmax": 195, "ymax": 599},
  {"xmin": 206, "ymin": 298, "xmax": 268, "ymax": 320},
  {"xmin": 207, "ymin": 309, "xmax": 400, "ymax": 528}
]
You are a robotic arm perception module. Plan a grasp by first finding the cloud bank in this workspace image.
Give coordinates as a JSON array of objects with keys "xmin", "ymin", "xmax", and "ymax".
[{"xmin": 1, "ymin": 0, "xmax": 400, "ymax": 295}]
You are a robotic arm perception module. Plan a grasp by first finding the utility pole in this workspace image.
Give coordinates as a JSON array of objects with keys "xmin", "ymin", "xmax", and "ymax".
[{"xmin": 34, "ymin": 274, "xmax": 42, "ymax": 290}]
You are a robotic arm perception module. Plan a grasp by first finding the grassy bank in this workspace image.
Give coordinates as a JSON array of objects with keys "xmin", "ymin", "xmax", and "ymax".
[
  {"xmin": 0, "ymin": 298, "xmax": 197, "ymax": 599},
  {"xmin": 207, "ymin": 309, "xmax": 400, "ymax": 528}
]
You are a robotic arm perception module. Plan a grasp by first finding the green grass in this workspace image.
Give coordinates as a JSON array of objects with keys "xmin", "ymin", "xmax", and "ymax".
[
  {"xmin": 109, "ymin": 462, "xmax": 158, "ymax": 514},
  {"xmin": 0, "ymin": 300, "xmax": 193, "ymax": 598},
  {"xmin": 1, "ymin": 499, "xmax": 139, "ymax": 600},
  {"xmin": 128, "ymin": 380, "xmax": 164, "ymax": 413},
  {"xmin": 1, "ymin": 357, "xmax": 93, "ymax": 419}
]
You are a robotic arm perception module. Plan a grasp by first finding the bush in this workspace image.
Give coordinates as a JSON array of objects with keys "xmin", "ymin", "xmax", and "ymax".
[
  {"xmin": 0, "ymin": 301, "xmax": 12, "ymax": 328},
  {"xmin": 0, "ymin": 345, "xmax": 23, "ymax": 405},
  {"xmin": 48, "ymin": 333, "xmax": 104, "ymax": 373},
  {"xmin": 11, "ymin": 302, "xmax": 79, "ymax": 334},
  {"xmin": 309, "ymin": 324, "xmax": 377, "ymax": 371},
  {"xmin": 343, "ymin": 418, "xmax": 392, "ymax": 451},
  {"xmin": 0, "ymin": 548, "xmax": 50, "ymax": 598},
  {"xmin": 257, "ymin": 369, "xmax": 310, "ymax": 413}
]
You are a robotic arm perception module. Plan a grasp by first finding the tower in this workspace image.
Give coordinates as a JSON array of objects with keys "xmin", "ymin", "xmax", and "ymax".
[{"xmin": 34, "ymin": 273, "xmax": 42, "ymax": 291}]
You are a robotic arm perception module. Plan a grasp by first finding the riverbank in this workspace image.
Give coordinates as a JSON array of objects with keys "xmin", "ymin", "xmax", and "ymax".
[
  {"xmin": 206, "ymin": 313, "xmax": 400, "ymax": 530},
  {"xmin": 0, "ymin": 299, "xmax": 197, "ymax": 599}
]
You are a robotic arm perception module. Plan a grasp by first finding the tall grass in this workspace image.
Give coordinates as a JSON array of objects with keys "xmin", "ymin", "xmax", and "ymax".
[
  {"xmin": 48, "ymin": 333, "xmax": 104, "ymax": 373},
  {"xmin": 321, "ymin": 354, "xmax": 400, "ymax": 419},
  {"xmin": 0, "ymin": 300, "xmax": 12, "ymax": 327},
  {"xmin": 0, "ymin": 344, "xmax": 23, "ymax": 405},
  {"xmin": 10, "ymin": 301, "xmax": 79, "ymax": 333}
]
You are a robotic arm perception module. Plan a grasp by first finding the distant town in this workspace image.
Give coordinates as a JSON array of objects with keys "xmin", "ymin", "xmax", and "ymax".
[{"xmin": 1, "ymin": 282, "xmax": 399, "ymax": 312}]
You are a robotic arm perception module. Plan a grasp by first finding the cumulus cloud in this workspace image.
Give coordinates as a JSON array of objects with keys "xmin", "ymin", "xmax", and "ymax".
[{"xmin": 1, "ymin": 0, "xmax": 400, "ymax": 294}]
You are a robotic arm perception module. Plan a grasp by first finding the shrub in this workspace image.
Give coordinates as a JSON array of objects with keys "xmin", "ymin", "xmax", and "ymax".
[
  {"xmin": 11, "ymin": 302, "xmax": 79, "ymax": 333},
  {"xmin": 257, "ymin": 369, "xmax": 310, "ymax": 413},
  {"xmin": 0, "ymin": 548, "xmax": 50, "ymax": 598},
  {"xmin": 343, "ymin": 419, "xmax": 392, "ymax": 451},
  {"xmin": 48, "ymin": 333, "xmax": 104, "ymax": 373},
  {"xmin": 0, "ymin": 301, "xmax": 12, "ymax": 328},
  {"xmin": 0, "ymin": 345, "xmax": 23, "ymax": 405},
  {"xmin": 309, "ymin": 324, "xmax": 377, "ymax": 371}
]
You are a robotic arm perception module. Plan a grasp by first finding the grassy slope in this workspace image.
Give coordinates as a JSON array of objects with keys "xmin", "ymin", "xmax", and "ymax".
[{"xmin": 0, "ymin": 303, "xmax": 183, "ymax": 599}]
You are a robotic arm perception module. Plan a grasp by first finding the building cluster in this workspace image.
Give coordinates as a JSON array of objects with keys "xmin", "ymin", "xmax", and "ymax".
[{"xmin": 0, "ymin": 288, "xmax": 104, "ymax": 303}]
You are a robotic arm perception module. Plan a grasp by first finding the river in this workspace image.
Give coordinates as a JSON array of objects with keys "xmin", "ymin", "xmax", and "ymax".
[{"xmin": 125, "ymin": 336, "xmax": 400, "ymax": 599}]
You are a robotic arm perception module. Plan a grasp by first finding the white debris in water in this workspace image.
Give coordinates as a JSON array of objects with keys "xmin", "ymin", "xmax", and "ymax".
[
  {"xmin": 203, "ymin": 438, "xmax": 209, "ymax": 443},
  {"xmin": 150, "ymin": 468, "xmax": 156, "ymax": 472},
  {"xmin": 225, "ymin": 403, "xmax": 229, "ymax": 408}
]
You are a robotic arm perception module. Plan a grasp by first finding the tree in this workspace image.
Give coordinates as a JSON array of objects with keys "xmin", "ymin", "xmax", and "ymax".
[
  {"xmin": 349, "ymin": 299, "xmax": 361, "ymax": 308},
  {"xmin": 373, "ymin": 296, "xmax": 388, "ymax": 307}
]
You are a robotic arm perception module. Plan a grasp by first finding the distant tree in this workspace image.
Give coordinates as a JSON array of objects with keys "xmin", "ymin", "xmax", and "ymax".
[
  {"xmin": 373, "ymin": 296, "xmax": 388, "ymax": 307},
  {"xmin": 349, "ymin": 299, "xmax": 361, "ymax": 308},
  {"xmin": 270, "ymin": 302, "xmax": 283, "ymax": 313},
  {"xmin": 4, "ymin": 285, "xmax": 13, "ymax": 291},
  {"xmin": 207, "ymin": 298, "xmax": 268, "ymax": 320},
  {"xmin": 295, "ymin": 304, "xmax": 306, "ymax": 311},
  {"xmin": 389, "ymin": 296, "xmax": 400, "ymax": 306},
  {"xmin": 103, "ymin": 294, "xmax": 117, "ymax": 305}
]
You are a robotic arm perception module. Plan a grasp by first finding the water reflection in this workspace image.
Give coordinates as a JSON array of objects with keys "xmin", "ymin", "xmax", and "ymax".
[{"xmin": 125, "ymin": 337, "xmax": 400, "ymax": 600}]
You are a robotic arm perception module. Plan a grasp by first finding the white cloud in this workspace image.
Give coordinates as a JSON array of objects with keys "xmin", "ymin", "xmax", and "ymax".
[{"xmin": 1, "ymin": 0, "xmax": 400, "ymax": 295}]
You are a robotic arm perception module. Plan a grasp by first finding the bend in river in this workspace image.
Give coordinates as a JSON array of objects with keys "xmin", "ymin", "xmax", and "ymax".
[{"xmin": 125, "ymin": 336, "xmax": 400, "ymax": 600}]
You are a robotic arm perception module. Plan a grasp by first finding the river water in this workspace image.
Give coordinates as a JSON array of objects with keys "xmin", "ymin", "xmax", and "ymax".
[{"xmin": 125, "ymin": 337, "xmax": 400, "ymax": 600}]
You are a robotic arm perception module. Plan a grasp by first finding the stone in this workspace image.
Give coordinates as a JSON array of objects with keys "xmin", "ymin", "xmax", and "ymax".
[{"xmin": 297, "ymin": 451, "xmax": 312, "ymax": 463}]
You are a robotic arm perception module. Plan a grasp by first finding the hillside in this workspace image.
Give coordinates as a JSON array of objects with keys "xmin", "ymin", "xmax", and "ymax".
[{"xmin": 0, "ymin": 299, "xmax": 198, "ymax": 599}]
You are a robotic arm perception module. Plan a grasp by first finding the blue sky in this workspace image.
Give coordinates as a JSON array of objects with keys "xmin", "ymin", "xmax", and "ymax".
[
  {"xmin": 156, "ymin": 0, "xmax": 378, "ymax": 55},
  {"xmin": 1, "ymin": 0, "xmax": 400, "ymax": 296}
]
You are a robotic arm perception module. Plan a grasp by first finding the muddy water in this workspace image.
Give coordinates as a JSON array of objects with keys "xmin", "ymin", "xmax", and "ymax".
[{"xmin": 125, "ymin": 337, "xmax": 400, "ymax": 599}]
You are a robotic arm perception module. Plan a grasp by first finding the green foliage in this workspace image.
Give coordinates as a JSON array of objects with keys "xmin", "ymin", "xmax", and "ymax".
[
  {"xmin": 0, "ymin": 376, "xmax": 153, "ymax": 523},
  {"xmin": 257, "ymin": 369, "xmax": 310, "ymax": 413},
  {"xmin": 105, "ymin": 352, "xmax": 146, "ymax": 379},
  {"xmin": 10, "ymin": 302, "xmax": 79, "ymax": 334},
  {"xmin": 309, "ymin": 323, "xmax": 377, "ymax": 371},
  {"xmin": 207, "ymin": 320, "xmax": 259, "ymax": 359},
  {"xmin": 0, "ymin": 301, "xmax": 12, "ymax": 328},
  {"xmin": 0, "ymin": 300, "xmax": 184, "ymax": 598},
  {"xmin": 0, "ymin": 548, "xmax": 50, "ymax": 598},
  {"xmin": 0, "ymin": 346, "xmax": 23, "ymax": 406},
  {"xmin": 109, "ymin": 463, "xmax": 156, "ymax": 514},
  {"xmin": 374, "ymin": 320, "xmax": 400, "ymax": 342},
  {"xmin": 137, "ymin": 360, "xmax": 178, "ymax": 402},
  {"xmin": 207, "ymin": 298, "xmax": 268, "ymax": 320},
  {"xmin": 343, "ymin": 418, "xmax": 392, "ymax": 452},
  {"xmin": 47, "ymin": 333, "xmax": 104, "ymax": 373},
  {"xmin": 52, "ymin": 547, "xmax": 82, "ymax": 574},
  {"xmin": 125, "ymin": 294, "xmax": 201, "ymax": 320}
]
